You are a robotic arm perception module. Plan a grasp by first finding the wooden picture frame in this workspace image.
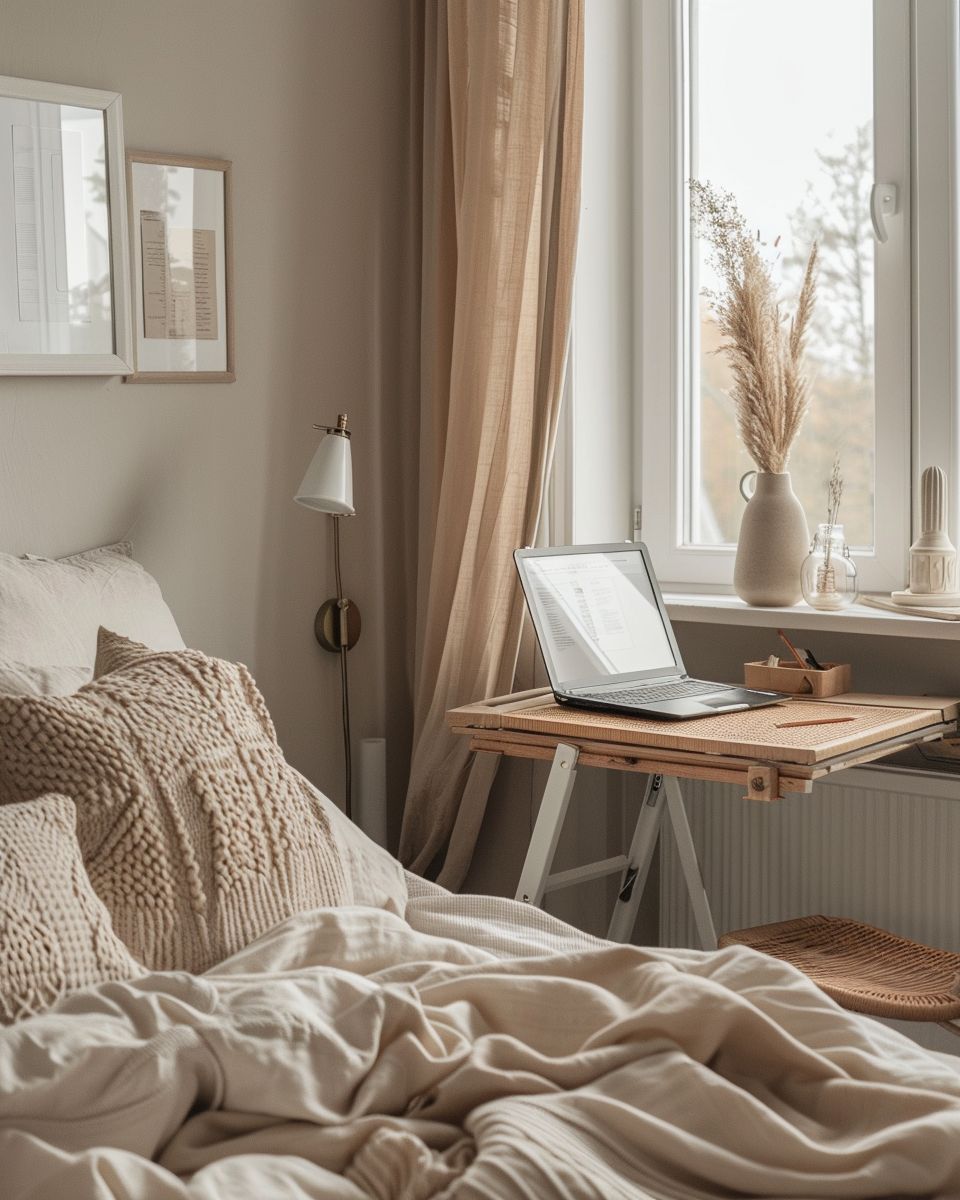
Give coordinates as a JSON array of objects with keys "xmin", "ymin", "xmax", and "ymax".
[
  {"xmin": 124, "ymin": 151, "xmax": 234, "ymax": 383},
  {"xmin": 0, "ymin": 74, "xmax": 133, "ymax": 375}
]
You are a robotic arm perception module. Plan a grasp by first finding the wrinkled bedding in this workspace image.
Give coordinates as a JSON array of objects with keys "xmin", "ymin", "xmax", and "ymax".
[{"xmin": 2, "ymin": 891, "xmax": 960, "ymax": 1200}]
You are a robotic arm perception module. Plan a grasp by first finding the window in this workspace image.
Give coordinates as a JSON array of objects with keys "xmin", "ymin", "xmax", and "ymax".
[
  {"xmin": 634, "ymin": 0, "xmax": 949, "ymax": 592},
  {"xmin": 691, "ymin": 1, "xmax": 879, "ymax": 552}
]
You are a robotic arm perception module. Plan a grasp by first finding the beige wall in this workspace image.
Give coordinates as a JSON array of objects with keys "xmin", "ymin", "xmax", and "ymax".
[{"xmin": 0, "ymin": 0, "xmax": 419, "ymax": 838}]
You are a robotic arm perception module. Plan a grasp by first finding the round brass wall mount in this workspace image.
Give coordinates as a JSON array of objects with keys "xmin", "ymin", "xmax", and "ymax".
[{"xmin": 314, "ymin": 598, "xmax": 362, "ymax": 652}]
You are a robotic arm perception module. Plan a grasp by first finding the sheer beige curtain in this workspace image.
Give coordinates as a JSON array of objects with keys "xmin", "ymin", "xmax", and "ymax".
[{"xmin": 399, "ymin": 0, "xmax": 584, "ymax": 887}]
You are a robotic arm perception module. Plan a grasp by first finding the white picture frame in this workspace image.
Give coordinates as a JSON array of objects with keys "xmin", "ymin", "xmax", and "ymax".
[
  {"xmin": 125, "ymin": 151, "xmax": 234, "ymax": 383},
  {"xmin": 0, "ymin": 74, "xmax": 132, "ymax": 375}
]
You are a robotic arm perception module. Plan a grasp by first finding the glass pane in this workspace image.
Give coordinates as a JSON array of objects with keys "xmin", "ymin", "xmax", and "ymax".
[
  {"xmin": 1, "ymin": 98, "xmax": 114, "ymax": 355},
  {"xmin": 690, "ymin": 0, "xmax": 875, "ymax": 549}
]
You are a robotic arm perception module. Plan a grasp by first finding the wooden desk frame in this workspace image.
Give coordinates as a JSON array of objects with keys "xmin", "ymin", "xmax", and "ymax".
[{"xmin": 450, "ymin": 689, "xmax": 958, "ymax": 950}]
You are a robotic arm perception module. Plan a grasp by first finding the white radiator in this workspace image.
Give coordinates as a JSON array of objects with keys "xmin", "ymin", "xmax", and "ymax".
[{"xmin": 660, "ymin": 765, "xmax": 960, "ymax": 1053}]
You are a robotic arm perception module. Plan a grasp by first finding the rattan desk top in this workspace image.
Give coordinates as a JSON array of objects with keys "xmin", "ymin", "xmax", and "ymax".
[{"xmin": 448, "ymin": 689, "xmax": 959, "ymax": 797}]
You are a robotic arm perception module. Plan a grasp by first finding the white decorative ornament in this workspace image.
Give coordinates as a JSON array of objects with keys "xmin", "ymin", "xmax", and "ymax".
[{"xmin": 891, "ymin": 466, "xmax": 960, "ymax": 606}]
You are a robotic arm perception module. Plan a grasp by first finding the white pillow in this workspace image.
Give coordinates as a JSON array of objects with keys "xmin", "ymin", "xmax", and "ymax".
[
  {"xmin": 0, "ymin": 542, "xmax": 185, "ymax": 674},
  {"xmin": 0, "ymin": 663, "xmax": 92, "ymax": 696}
]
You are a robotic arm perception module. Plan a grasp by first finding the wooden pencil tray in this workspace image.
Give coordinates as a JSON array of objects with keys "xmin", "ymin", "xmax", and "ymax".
[{"xmin": 744, "ymin": 660, "xmax": 851, "ymax": 698}]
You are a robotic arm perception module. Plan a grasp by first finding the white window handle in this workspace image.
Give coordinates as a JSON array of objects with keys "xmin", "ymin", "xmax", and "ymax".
[{"xmin": 870, "ymin": 182, "xmax": 900, "ymax": 243}]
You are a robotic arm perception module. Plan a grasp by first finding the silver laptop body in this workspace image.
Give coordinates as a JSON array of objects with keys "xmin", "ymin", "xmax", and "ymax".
[{"xmin": 514, "ymin": 542, "xmax": 783, "ymax": 720}]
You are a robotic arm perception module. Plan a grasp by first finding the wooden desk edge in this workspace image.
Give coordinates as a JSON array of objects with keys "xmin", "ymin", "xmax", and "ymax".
[
  {"xmin": 455, "ymin": 718, "xmax": 957, "ymax": 799},
  {"xmin": 447, "ymin": 689, "xmax": 554, "ymax": 729},
  {"xmin": 447, "ymin": 690, "xmax": 960, "ymax": 728},
  {"xmin": 464, "ymin": 733, "xmax": 815, "ymax": 794},
  {"xmin": 819, "ymin": 693, "xmax": 960, "ymax": 720}
]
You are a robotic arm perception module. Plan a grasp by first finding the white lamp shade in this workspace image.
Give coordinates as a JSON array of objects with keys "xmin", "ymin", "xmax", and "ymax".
[{"xmin": 295, "ymin": 431, "xmax": 355, "ymax": 515}]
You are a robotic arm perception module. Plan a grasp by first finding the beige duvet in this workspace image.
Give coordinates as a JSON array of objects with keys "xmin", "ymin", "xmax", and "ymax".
[{"xmin": 2, "ymin": 892, "xmax": 960, "ymax": 1200}]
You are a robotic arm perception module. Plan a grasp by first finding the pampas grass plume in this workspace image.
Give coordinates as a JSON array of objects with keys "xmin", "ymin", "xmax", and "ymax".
[{"xmin": 690, "ymin": 180, "xmax": 818, "ymax": 474}]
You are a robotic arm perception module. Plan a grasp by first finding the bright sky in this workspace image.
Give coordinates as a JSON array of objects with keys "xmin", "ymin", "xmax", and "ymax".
[{"xmin": 697, "ymin": 0, "xmax": 873, "ymax": 279}]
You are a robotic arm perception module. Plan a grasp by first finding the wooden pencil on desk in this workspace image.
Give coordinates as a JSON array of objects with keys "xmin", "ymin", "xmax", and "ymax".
[{"xmin": 775, "ymin": 716, "xmax": 856, "ymax": 729}]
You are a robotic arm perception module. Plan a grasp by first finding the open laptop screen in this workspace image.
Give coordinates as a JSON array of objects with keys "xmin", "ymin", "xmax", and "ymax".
[{"xmin": 519, "ymin": 547, "xmax": 679, "ymax": 689}]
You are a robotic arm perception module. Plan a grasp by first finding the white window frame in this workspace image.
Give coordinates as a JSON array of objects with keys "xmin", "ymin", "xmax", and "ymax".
[
  {"xmin": 634, "ymin": 0, "xmax": 938, "ymax": 594},
  {"xmin": 912, "ymin": 0, "xmax": 960, "ymax": 548}
]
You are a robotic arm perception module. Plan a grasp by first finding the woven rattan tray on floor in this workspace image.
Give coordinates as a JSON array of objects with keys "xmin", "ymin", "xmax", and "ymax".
[{"xmin": 720, "ymin": 915, "xmax": 960, "ymax": 1022}]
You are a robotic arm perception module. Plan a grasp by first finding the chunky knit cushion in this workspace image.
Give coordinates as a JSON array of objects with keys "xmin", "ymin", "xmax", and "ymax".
[
  {"xmin": 0, "ymin": 795, "xmax": 143, "ymax": 1023},
  {"xmin": 0, "ymin": 630, "xmax": 349, "ymax": 973}
]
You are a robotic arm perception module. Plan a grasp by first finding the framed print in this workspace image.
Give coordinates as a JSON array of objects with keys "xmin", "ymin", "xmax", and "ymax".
[
  {"xmin": 0, "ymin": 74, "xmax": 133, "ymax": 375},
  {"xmin": 125, "ymin": 151, "xmax": 234, "ymax": 382}
]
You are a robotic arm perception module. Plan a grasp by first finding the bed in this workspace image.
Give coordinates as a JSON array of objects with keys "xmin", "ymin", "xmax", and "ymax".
[{"xmin": 2, "ymin": 545, "xmax": 960, "ymax": 1200}]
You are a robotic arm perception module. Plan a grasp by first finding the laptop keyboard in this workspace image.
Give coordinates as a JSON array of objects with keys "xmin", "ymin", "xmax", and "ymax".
[{"xmin": 586, "ymin": 679, "xmax": 723, "ymax": 704}]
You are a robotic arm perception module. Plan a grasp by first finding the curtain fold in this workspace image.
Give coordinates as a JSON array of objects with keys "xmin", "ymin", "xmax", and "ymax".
[{"xmin": 399, "ymin": 0, "xmax": 584, "ymax": 888}]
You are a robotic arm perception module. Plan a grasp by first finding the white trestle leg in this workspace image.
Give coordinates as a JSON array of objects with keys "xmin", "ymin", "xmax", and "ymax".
[
  {"xmin": 606, "ymin": 773, "xmax": 666, "ymax": 943},
  {"xmin": 664, "ymin": 775, "xmax": 718, "ymax": 950},
  {"xmin": 514, "ymin": 746, "xmax": 719, "ymax": 952},
  {"xmin": 515, "ymin": 742, "xmax": 580, "ymax": 906}
]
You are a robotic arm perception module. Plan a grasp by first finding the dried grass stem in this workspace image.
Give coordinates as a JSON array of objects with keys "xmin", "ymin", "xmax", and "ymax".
[{"xmin": 691, "ymin": 180, "xmax": 818, "ymax": 474}]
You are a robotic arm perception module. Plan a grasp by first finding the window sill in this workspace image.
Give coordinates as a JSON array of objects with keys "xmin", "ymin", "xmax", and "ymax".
[{"xmin": 663, "ymin": 592, "xmax": 960, "ymax": 640}]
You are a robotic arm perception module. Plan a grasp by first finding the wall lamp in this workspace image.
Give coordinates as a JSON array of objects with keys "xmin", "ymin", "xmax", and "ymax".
[{"xmin": 295, "ymin": 413, "xmax": 360, "ymax": 816}]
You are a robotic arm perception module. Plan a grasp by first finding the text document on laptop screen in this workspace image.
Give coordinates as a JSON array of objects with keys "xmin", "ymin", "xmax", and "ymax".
[{"xmin": 524, "ymin": 550, "xmax": 678, "ymax": 687}]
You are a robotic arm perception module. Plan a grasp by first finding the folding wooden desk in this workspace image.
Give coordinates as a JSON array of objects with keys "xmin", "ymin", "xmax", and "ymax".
[{"xmin": 447, "ymin": 690, "xmax": 959, "ymax": 950}]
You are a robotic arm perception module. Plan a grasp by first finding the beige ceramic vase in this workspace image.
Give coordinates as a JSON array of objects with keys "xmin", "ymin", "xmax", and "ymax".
[{"xmin": 734, "ymin": 470, "xmax": 810, "ymax": 606}]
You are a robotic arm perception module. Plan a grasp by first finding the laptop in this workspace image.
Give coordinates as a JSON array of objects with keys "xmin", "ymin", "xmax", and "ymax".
[{"xmin": 514, "ymin": 542, "xmax": 783, "ymax": 720}]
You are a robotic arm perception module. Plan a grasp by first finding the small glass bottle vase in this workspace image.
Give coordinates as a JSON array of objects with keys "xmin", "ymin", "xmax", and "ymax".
[{"xmin": 801, "ymin": 524, "xmax": 858, "ymax": 610}]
